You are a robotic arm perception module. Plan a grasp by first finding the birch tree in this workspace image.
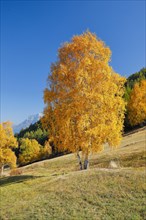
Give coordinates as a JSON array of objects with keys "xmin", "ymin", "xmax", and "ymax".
[
  {"xmin": 42, "ymin": 31, "xmax": 126, "ymax": 169},
  {"xmin": 0, "ymin": 122, "xmax": 18, "ymax": 175}
]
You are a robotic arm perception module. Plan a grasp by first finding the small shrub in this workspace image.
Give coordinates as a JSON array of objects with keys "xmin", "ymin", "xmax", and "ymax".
[{"xmin": 10, "ymin": 169, "xmax": 22, "ymax": 176}]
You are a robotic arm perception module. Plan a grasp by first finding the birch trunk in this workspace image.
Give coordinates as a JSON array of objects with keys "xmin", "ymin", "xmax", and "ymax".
[
  {"xmin": 0, "ymin": 165, "xmax": 4, "ymax": 176},
  {"xmin": 77, "ymin": 152, "xmax": 82, "ymax": 170},
  {"xmin": 84, "ymin": 154, "xmax": 89, "ymax": 169}
]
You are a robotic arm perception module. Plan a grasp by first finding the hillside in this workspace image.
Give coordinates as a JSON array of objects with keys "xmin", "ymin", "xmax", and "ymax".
[{"xmin": 0, "ymin": 128, "xmax": 146, "ymax": 220}]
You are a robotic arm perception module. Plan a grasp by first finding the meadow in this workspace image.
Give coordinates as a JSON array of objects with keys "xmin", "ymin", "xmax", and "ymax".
[{"xmin": 0, "ymin": 128, "xmax": 146, "ymax": 220}]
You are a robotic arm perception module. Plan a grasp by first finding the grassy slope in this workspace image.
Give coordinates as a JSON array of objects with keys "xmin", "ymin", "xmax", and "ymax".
[{"xmin": 0, "ymin": 128, "xmax": 146, "ymax": 220}]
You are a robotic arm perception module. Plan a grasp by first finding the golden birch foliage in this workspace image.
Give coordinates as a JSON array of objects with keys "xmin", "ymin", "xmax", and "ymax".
[
  {"xmin": 42, "ymin": 31, "xmax": 126, "ymax": 155},
  {"xmin": 127, "ymin": 80, "xmax": 146, "ymax": 126},
  {"xmin": 0, "ymin": 121, "xmax": 18, "ymax": 169},
  {"xmin": 18, "ymin": 138, "xmax": 41, "ymax": 165}
]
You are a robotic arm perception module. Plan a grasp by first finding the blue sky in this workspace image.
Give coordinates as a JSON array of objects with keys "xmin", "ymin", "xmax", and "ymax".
[{"xmin": 1, "ymin": 0, "xmax": 145, "ymax": 124}]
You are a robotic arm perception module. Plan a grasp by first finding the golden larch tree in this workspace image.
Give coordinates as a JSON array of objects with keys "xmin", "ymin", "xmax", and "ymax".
[
  {"xmin": 0, "ymin": 121, "xmax": 18, "ymax": 175},
  {"xmin": 18, "ymin": 138, "xmax": 41, "ymax": 165},
  {"xmin": 42, "ymin": 31, "xmax": 126, "ymax": 169},
  {"xmin": 127, "ymin": 79, "xmax": 146, "ymax": 126}
]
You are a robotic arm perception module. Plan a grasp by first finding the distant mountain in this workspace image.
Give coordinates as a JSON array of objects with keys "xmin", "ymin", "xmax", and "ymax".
[{"xmin": 13, "ymin": 113, "xmax": 43, "ymax": 134}]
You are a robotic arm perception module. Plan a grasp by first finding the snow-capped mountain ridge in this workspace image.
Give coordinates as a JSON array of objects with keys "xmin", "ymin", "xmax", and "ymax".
[{"xmin": 13, "ymin": 113, "xmax": 43, "ymax": 134}]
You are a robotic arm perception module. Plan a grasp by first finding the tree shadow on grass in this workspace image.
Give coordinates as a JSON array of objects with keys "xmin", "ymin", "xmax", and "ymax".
[{"xmin": 0, "ymin": 175, "xmax": 44, "ymax": 187}]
